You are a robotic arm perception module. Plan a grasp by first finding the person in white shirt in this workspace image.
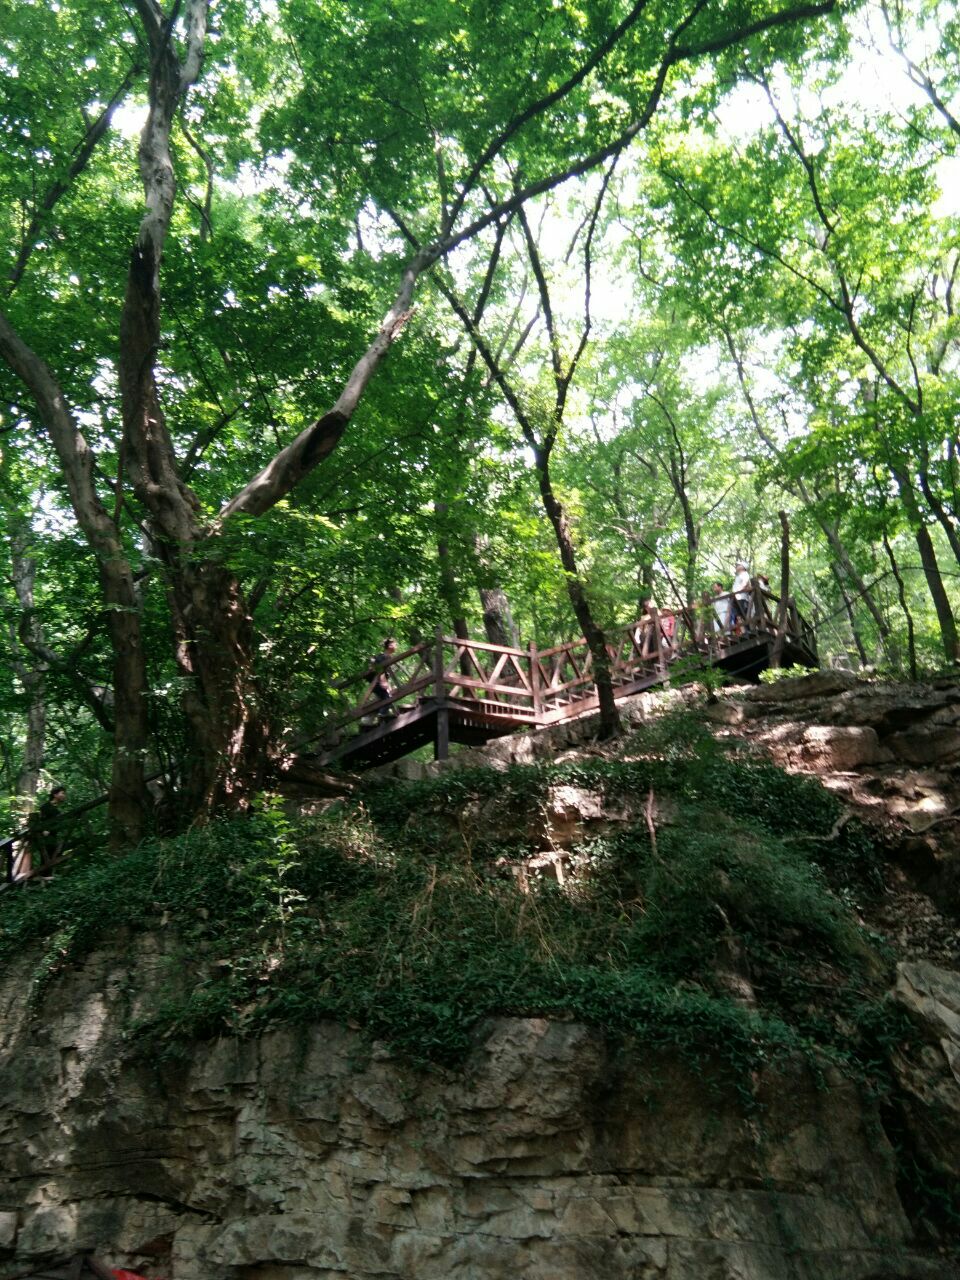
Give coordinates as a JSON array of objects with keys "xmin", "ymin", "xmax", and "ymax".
[{"xmin": 730, "ymin": 561, "xmax": 752, "ymax": 631}]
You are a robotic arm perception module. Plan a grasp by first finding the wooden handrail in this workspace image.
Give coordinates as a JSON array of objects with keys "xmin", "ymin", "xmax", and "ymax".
[
  {"xmin": 321, "ymin": 590, "xmax": 814, "ymax": 733},
  {"xmin": 5, "ymin": 591, "xmax": 817, "ymax": 884}
]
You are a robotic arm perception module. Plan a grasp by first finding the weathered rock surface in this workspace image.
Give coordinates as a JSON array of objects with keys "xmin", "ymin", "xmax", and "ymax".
[
  {"xmin": 0, "ymin": 940, "xmax": 955, "ymax": 1280},
  {"xmin": 6, "ymin": 679, "xmax": 960, "ymax": 1280},
  {"xmin": 721, "ymin": 676, "xmax": 960, "ymax": 939},
  {"xmin": 892, "ymin": 961, "xmax": 960, "ymax": 1183}
]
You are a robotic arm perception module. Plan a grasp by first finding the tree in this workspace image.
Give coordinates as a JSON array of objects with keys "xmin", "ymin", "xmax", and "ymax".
[{"xmin": 0, "ymin": 0, "xmax": 852, "ymax": 837}]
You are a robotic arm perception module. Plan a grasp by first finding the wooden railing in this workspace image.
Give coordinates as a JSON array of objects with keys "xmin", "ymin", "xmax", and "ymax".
[
  {"xmin": 1, "ymin": 790, "xmax": 109, "ymax": 890},
  {"xmin": 2, "ymin": 581, "xmax": 815, "ymax": 882},
  {"xmin": 321, "ymin": 580, "xmax": 815, "ymax": 740}
]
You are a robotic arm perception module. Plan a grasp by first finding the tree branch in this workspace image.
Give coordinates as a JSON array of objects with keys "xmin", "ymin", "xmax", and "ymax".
[{"xmin": 7, "ymin": 62, "xmax": 143, "ymax": 293}]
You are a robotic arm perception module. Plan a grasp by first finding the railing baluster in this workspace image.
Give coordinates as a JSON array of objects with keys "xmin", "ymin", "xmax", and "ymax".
[{"xmin": 529, "ymin": 640, "xmax": 542, "ymax": 721}]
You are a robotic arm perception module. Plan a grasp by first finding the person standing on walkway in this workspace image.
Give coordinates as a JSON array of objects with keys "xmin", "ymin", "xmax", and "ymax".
[
  {"xmin": 369, "ymin": 637, "xmax": 399, "ymax": 721},
  {"xmin": 21, "ymin": 785, "xmax": 67, "ymax": 878},
  {"xmin": 730, "ymin": 562, "xmax": 751, "ymax": 632}
]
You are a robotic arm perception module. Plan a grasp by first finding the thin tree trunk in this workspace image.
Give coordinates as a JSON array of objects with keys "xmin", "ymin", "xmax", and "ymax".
[
  {"xmin": 0, "ymin": 313, "xmax": 149, "ymax": 844},
  {"xmin": 894, "ymin": 467, "xmax": 959, "ymax": 662},
  {"xmin": 771, "ymin": 509, "xmax": 790, "ymax": 669},
  {"xmin": 825, "ymin": 525, "xmax": 896, "ymax": 663},
  {"xmin": 830, "ymin": 563, "xmax": 869, "ymax": 667},
  {"xmin": 882, "ymin": 531, "xmax": 917, "ymax": 681},
  {"xmin": 918, "ymin": 464, "xmax": 960, "ymax": 569},
  {"xmin": 724, "ymin": 327, "xmax": 896, "ymax": 659},
  {"xmin": 10, "ymin": 535, "xmax": 45, "ymax": 799},
  {"xmin": 435, "ymin": 503, "xmax": 471, "ymax": 656},
  {"xmin": 534, "ymin": 451, "xmax": 620, "ymax": 736}
]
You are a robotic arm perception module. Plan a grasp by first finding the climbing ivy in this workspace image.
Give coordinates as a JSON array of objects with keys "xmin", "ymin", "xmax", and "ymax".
[{"xmin": 0, "ymin": 716, "xmax": 901, "ymax": 1101}]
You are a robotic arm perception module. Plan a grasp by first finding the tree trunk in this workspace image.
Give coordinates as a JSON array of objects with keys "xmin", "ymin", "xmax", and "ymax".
[
  {"xmin": 479, "ymin": 584, "xmax": 519, "ymax": 648},
  {"xmin": 10, "ymin": 536, "xmax": 45, "ymax": 799},
  {"xmin": 161, "ymin": 559, "xmax": 269, "ymax": 815},
  {"xmin": 894, "ymin": 467, "xmax": 959, "ymax": 663},
  {"xmin": 101, "ymin": 557, "xmax": 151, "ymax": 843},
  {"xmin": 913, "ymin": 521, "xmax": 958, "ymax": 663},
  {"xmin": 0, "ymin": 311, "xmax": 150, "ymax": 844},
  {"xmin": 673, "ymin": 464, "xmax": 699, "ymax": 601},
  {"xmin": 534, "ymin": 451, "xmax": 620, "ymax": 736},
  {"xmin": 770, "ymin": 509, "xmax": 790, "ymax": 669},
  {"xmin": 882, "ymin": 531, "xmax": 917, "ymax": 681},
  {"xmin": 474, "ymin": 533, "xmax": 520, "ymax": 647},
  {"xmin": 830, "ymin": 563, "xmax": 869, "ymax": 667},
  {"xmin": 435, "ymin": 503, "xmax": 471, "ymax": 673},
  {"xmin": 918, "ymin": 465, "xmax": 960, "ymax": 569},
  {"xmin": 819, "ymin": 517, "xmax": 896, "ymax": 663}
]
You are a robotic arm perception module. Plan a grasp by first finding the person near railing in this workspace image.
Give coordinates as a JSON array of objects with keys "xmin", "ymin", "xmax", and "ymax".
[
  {"xmin": 19, "ymin": 785, "xmax": 67, "ymax": 879},
  {"xmin": 729, "ymin": 561, "xmax": 751, "ymax": 633},
  {"xmin": 368, "ymin": 636, "xmax": 399, "ymax": 722}
]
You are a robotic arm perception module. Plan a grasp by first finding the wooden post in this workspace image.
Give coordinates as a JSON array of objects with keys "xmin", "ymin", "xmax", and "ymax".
[
  {"xmin": 529, "ymin": 640, "xmax": 542, "ymax": 722},
  {"xmin": 434, "ymin": 626, "xmax": 445, "ymax": 701},
  {"xmin": 700, "ymin": 590, "xmax": 712, "ymax": 650},
  {"xmin": 434, "ymin": 627, "xmax": 449, "ymax": 760},
  {"xmin": 648, "ymin": 605, "xmax": 668, "ymax": 683},
  {"xmin": 434, "ymin": 707, "xmax": 449, "ymax": 761}
]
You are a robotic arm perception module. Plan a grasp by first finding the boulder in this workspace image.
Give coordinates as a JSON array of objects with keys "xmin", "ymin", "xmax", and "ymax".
[
  {"xmin": 895, "ymin": 962, "xmax": 960, "ymax": 1054},
  {"xmin": 702, "ymin": 700, "xmax": 747, "ymax": 726},
  {"xmin": 798, "ymin": 724, "xmax": 883, "ymax": 770}
]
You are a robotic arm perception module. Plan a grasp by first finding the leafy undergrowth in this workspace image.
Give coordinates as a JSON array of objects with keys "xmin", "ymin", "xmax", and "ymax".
[{"xmin": 0, "ymin": 711, "xmax": 909, "ymax": 1092}]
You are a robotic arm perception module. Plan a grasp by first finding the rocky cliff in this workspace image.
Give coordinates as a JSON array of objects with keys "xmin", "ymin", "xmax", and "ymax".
[
  {"xmin": 2, "ymin": 940, "xmax": 958, "ymax": 1280},
  {"xmin": 2, "ymin": 673, "xmax": 959, "ymax": 1280}
]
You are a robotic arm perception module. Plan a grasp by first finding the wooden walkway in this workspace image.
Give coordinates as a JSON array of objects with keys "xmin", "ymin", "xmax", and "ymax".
[{"xmin": 309, "ymin": 582, "xmax": 817, "ymax": 770}]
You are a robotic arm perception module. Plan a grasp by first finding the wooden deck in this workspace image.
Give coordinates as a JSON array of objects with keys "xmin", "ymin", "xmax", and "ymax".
[{"xmin": 309, "ymin": 582, "xmax": 818, "ymax": 771}]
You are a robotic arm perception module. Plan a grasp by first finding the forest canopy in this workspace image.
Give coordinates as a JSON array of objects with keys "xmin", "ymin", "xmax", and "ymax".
[{"xmin": 1, "ymin": 0, "xmax": 958, "ymax": 840}]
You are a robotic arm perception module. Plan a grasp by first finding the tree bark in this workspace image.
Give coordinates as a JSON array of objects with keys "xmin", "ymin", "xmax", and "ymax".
[
  {"xmin": 724, "ymin": 328, "xmax": 898, "ymax": 662},
  {"xmin": 830, "ymin": 562, "xmax": 869, "ymax": 666},
  {"xmin": 882, "ymin": 531, "xmax": 917, "ymax": 681},
  {"xmin": 918, "ymin": 461, "xmax": 960, "ymax": 570},
  {"xmin": 479, "ymin": 584, "xmax": 519, "ymax": 648},
  {"xmin": 166, "ymin": 560, "xmax": 271, "ymax": 813},
  {"xmin": 474, "ymin": 534, "xmax": 519, "ymax": 647},
  {"xmin": 819, "ymin": 515, "xmax": 896, "ymax": 662},
  {"xmin": 0, "ymin": 310, "xmax": 150, "ymax": 844},
  {"xmin": 534, "ymin": 449, "xmax": 620, "ymax": 736},
  {"xmin": 893, "ymin": 466, "xmax": 959, "ymax": 663},
  {"xmin": 9, "ymin": 533, "xmax": 45, "ymax": 799},
  {"xmin": 435, "ymin": 502, "xmax": 471, "ymax": 661},
  {"xmin": 771, "ymin": 509, "xmax": 790, "ymax": 669}
]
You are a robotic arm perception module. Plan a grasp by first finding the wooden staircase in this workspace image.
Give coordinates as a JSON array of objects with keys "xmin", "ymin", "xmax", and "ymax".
[{"xmin": 308, "ymin": 584, "xmax": 818, "ymax": 772}]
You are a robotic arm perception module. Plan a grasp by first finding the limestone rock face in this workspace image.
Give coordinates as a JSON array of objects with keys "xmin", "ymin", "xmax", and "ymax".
[
  {"xmin": 0, "ymin": 941, "xmax": 954, "ymax": 1280},
  {"xmin": 892, "ymin": 961, "xmax": 960, "ymax": 1182}
]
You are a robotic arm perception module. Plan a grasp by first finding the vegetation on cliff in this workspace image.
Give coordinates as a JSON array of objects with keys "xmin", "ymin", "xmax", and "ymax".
[{"xmin": 0, "ymin": 712, "xmax": 906, "ymax": 1095}]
